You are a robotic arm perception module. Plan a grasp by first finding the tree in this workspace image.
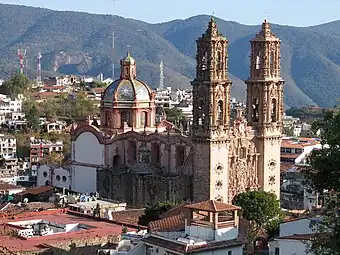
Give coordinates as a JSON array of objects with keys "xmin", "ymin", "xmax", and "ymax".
[
  {"xmin": 138, "ymin": 201, "xmax": 175, "ymax": 226},
  {"xmin": 283, "ymin": 125, "xmax": 295, "ymax": 136},
  {"xmin": 22, "ymin": 100, "xmax": 40, "ymax": 131},
  {"xmin": 234, "ymin": 191, "xmax": 283, "ymax": 229},
  {"xmin": 164, "ymin": 107, "xmax": 186, "ymax": 128},
  {"xmin": 1, "ymin": 73, "xmax": 31, "ymax": 99},
  {"xmin": 233, "ymin": 191, "xmax": 283, "ymax": 251},
  {"xmin": 303, "ymin": 110, "xmax": 340, "ymax": 254}
]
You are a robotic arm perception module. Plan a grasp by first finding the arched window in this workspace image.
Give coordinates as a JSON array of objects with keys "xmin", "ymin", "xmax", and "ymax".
[
  {"xmin": 140, "ymin": 112, "xmax": 148, "ymax": 127},
  {"xmin": 217, "ymin": 51, "xmax": 222, "ymax": 70},
  {"xmin": 201, "ymin": 51, "xmax": 208, "ymax": 71},
  {"xmin": 176, "ymin": 146, "xmax": 185, "ymax": 168},
  {"xmin": 105, "ymin": 111, "xmax": 111, "ymax": 127},
  {"xmin": 217, "ymin": 100, "xmax": 224, "ymax": 125},
  {"xmin": 121, "ymin": 111, "xmax": 131, "ymax": 127},
  {"xmin": 198, "ymin": 100, "xmax": 205, "ymax": 126},
  {"xmin": 256, "ymin": 52, "xmax": 261, "ymax": 70},
  {"xmin": 113, "ymin": 155, "xmax": 121, "ymax": 168},
  {"xmin": 240, "ymin": 147, "xmax": 247, "ymax": 159},
  {"xmin": 252, "ymin": 98, "xmax": 259, "ymax": 122},
  {"xmin": 151, "ymin": 143, "xmax": 160, "ymax": 165},
  {"xmin": 270, "ymin": 51, "xmax": 275, "ymax": 74},
  {"xmin": 128, "ymin": 140, "xmax": 137, "ymax": 163},
  {"xmin": 271, "ymin": 98, "xmax": 277, "ymax": 122}
]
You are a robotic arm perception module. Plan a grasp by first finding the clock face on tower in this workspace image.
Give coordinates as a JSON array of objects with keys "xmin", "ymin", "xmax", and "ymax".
[{"xmin": 117, "ymin": 83, "xmax": 134, "ymax": 101}]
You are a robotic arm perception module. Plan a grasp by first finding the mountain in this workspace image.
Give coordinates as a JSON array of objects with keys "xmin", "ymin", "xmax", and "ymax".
[{"xmin": 0, "ymin": 4, "xmax": 340, "ymax": 107}]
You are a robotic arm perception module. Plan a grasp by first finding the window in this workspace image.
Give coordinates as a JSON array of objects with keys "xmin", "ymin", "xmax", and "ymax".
[
  {"xmin": 252, "ymin": 98, "xmax": 259, "ymax": 122},
  {"xmin": 56, "ymin": 175, "xmax": 61, "ymax": 181},
  {"xmin": 140, "ymin": 112, "xmax": 148, "ymax": 127},
  {"xmin": 62, "ymin": 176, "xmax": 67, "ymax": 182},
  {"xmin": 217, "ymin": 100, "xmax": 223, "ymax": 125},
  {"xmin": 271, "ymin": 98, "xmax": 277, "ymax": 122},
  {"xmin": 151, "ymin": 143, "xmax": 160, "ymax": 165},
  {"xmin": 43, "ymin": 171, "xmax": 48, "ymax": 177},
  {"xmin": 281, "ymin": 147, "xmax": 285, "ymax": 153},
  {"xmin": 113, "ymin": 155, "xmax": 121, "ymax": 167},
  {"xmin": 240, "ymin": 147, "xmax": 247, "ymax": 159},
  {"xmin": 275, "ymin": 247, "xmax": 280, "ymax": 255},
  {"xmin": 286, "ymin": 148, "xmax": 292, "ymax": 153},
  {"xmin": 176, "ymin": 146, "xmax": 185, "ymax": 168},
  {"xmin": 228, "ymin": 251, "xmax": 232, "ymax": 255}
]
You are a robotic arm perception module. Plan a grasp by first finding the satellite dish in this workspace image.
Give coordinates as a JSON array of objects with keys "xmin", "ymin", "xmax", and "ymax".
[{"xmin": 23, "ymin": 198, "xmax": 28, "ymax": 204}]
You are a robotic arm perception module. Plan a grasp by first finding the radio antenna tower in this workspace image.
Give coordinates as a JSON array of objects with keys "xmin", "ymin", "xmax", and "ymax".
[
  {"xmin": 112, "ymin": 0, "xmax": 116, "ymax": 79},
  {"xmin": 36, "ymin": 52, "xmax": 42, "ymax": 84},
  {"xmin": 159, "ymin": 54, "xmax": 164, "ymax": 90},
  {"xmin": 17, "ymin": 49, "xmax": 26, "ymax": 74}
]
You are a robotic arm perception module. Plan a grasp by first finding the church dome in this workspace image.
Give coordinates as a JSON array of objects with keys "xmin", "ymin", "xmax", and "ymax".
[{"xmin": 101, "ymin": 52, "xmax": 153, "ymax": 108}]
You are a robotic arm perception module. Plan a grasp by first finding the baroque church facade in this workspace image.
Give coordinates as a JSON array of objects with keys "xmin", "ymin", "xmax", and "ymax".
[{"xmin": 70, "ymin": 19, "xmax": 284, "ymax": 207}]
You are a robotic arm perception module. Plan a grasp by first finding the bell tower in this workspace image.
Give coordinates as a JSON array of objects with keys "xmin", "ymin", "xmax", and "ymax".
[
  {"xmin": 245, "ymin": 20, "xmax": 284, "ymax": 199},
  {"xmin": 191, "ymin": 18, "xmax": 232, "ymax": 202}
]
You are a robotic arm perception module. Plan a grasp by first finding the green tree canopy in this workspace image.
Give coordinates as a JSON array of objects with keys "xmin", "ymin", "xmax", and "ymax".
[
  {"xmin": 22, "ymin": 100, "xmax": 40, "ymax": 131},
  {"xmin": 233, "ymin": 191, "xmax": 283, "ymax": 229},
  {"xmin": 303, "ymin": 111, "xmax": 340, "ymax": 254},
  {"xmin": 138, "ymin": 201, "xmax": 175, "ymax": 226},
  {"xmin": 1, "ymin": 73, "xmax": 31, "ymax": 99}
]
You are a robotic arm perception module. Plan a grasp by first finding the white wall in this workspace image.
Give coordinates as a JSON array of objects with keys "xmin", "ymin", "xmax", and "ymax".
[
  {"xmin": 74, "ymin": 132, "xmax": 104, "ymax": 165},
  {"xmin": 37, "ymin": 165, "xmax": 71, "ymax": 190},
  {"xmin": 145, "ymin": 243, "xmax": 243, "ymax": 255},
  {"xmin": 280, "ymin": 218, "xmax": 315, "ymax": 237},
  {"xmin": 72, "ymin": 165, "xmax": 97, "ymax": 193},
  {"xmin": 37, "ymin": 165, "xmax": 50, "ymax": 186},
  {"xmin": 52, "ymin": 167, "xmax": 71, "ymax": 190},
  {"xmin": 269, "ymin": 239, "xmax": 310, "ymax": 255}
]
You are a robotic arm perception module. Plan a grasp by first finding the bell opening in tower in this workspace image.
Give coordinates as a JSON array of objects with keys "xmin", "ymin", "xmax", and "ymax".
[
  {"xmin": 270, "ymin": 52, "xmax": 274, "ymax": 73},
  {"xmin": 217, "ymin": 100, "xmax": 224, "ymax": 125},
  {"xmin": 256, "ymin": 52, "xmax": 261, "ymax": 70},
  {"xmin": 217, "ymin": 51, "xmax": 222, "ymax": 70},
  {"xmin": 198, "ymin": 100, "xmax": 205, "ymax": 126},
  {"xmin": 201, "ymin": 51, "xmax": 208, "ymax": 71},
  {"xmin": 271, "ymin": 98, "xmax": 277, "ymax": 122},
  {"xmin": 252, "ymin": 98, "xmax": 259, "ymax": 122}
]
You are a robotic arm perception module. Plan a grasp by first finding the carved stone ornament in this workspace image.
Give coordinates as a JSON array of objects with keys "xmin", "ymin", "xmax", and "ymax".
[
  {"xmin": 216, "ymin": 87, "xmax": 223, "ymax": 100},
  {"xmin": 269, "ymin": 175, "xmax": 276, "ymax": 185},
  {"xmin": 215, "ymin": 163, "xmax": 224, "ymax": 175},
  {"xmin": 268, "ymin": 159, "xmax": 276, "ymax": 170},
  {"xmin": 215, "ymin": 180, "xmax": 223, "ymax": 190},
  {"xmin": 215, "ymin": 195, "xmax": 223, "ymax": 202}
]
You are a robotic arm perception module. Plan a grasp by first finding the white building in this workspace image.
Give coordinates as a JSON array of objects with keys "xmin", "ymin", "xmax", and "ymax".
[
  {"xmin": 0, "ymin": 134, "xmax": 16, "ymax": 159},
  {"xmin": 130, "ymin": 200, "xmax": 245, "ymax": 255},
  {"xmin": 0, "ymin": 94, "xmax": 23, "ymax": 114},
  {"xmin": 269, "ymin": 217, "xmax": 320, "ymax": 255},
  {"xmin": 37, "ymin": 165, "xmax": 71, "ymax": 189}
]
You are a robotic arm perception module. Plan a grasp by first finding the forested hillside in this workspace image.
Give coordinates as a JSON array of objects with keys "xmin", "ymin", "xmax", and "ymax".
[{"xmin": 1, "ymin": 4, "xmax": 340, "ymax": 107}]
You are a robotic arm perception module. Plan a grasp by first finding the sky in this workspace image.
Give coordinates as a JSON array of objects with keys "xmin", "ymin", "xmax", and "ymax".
[{"xmin": 0, "ymin": 0, "xmax": 340, "ymax": 27}]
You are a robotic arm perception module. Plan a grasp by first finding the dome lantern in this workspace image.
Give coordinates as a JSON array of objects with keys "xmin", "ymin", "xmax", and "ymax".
[{"xmin": 100, "ymin": 53, "xmax": 156, "ymax": 131}]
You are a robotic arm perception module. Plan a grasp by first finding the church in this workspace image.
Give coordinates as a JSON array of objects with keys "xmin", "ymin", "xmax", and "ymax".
[{"xmin": 70, "ymin": 18, "xmax": 284, "ymax": 207}]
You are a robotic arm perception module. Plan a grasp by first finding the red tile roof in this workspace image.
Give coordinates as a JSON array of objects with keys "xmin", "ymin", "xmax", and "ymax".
[
  {"xmin": 160, "ymin": 203, "xmax": 190, "ymax": 219},
  {"xmin": 185, "ymin": 200, "xmax": 240, "ymax": 213},
  {"xmin": 0, "ymin": 210, "xmax": 139, "ymax": 252},
  {"xmin": 15, "ymin": 186, "xmax": 54, "ymax": 196},
  {"xmin": 0, "ymin": 182, "xmax": 21, "ymax": 191},
  {"xmin": 149, "ymin": 213, "xmax": 186, "ymax": 232},
  {"xmin": 110, "ymin": 208, "xmax": 145, "ymax": 226}
]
